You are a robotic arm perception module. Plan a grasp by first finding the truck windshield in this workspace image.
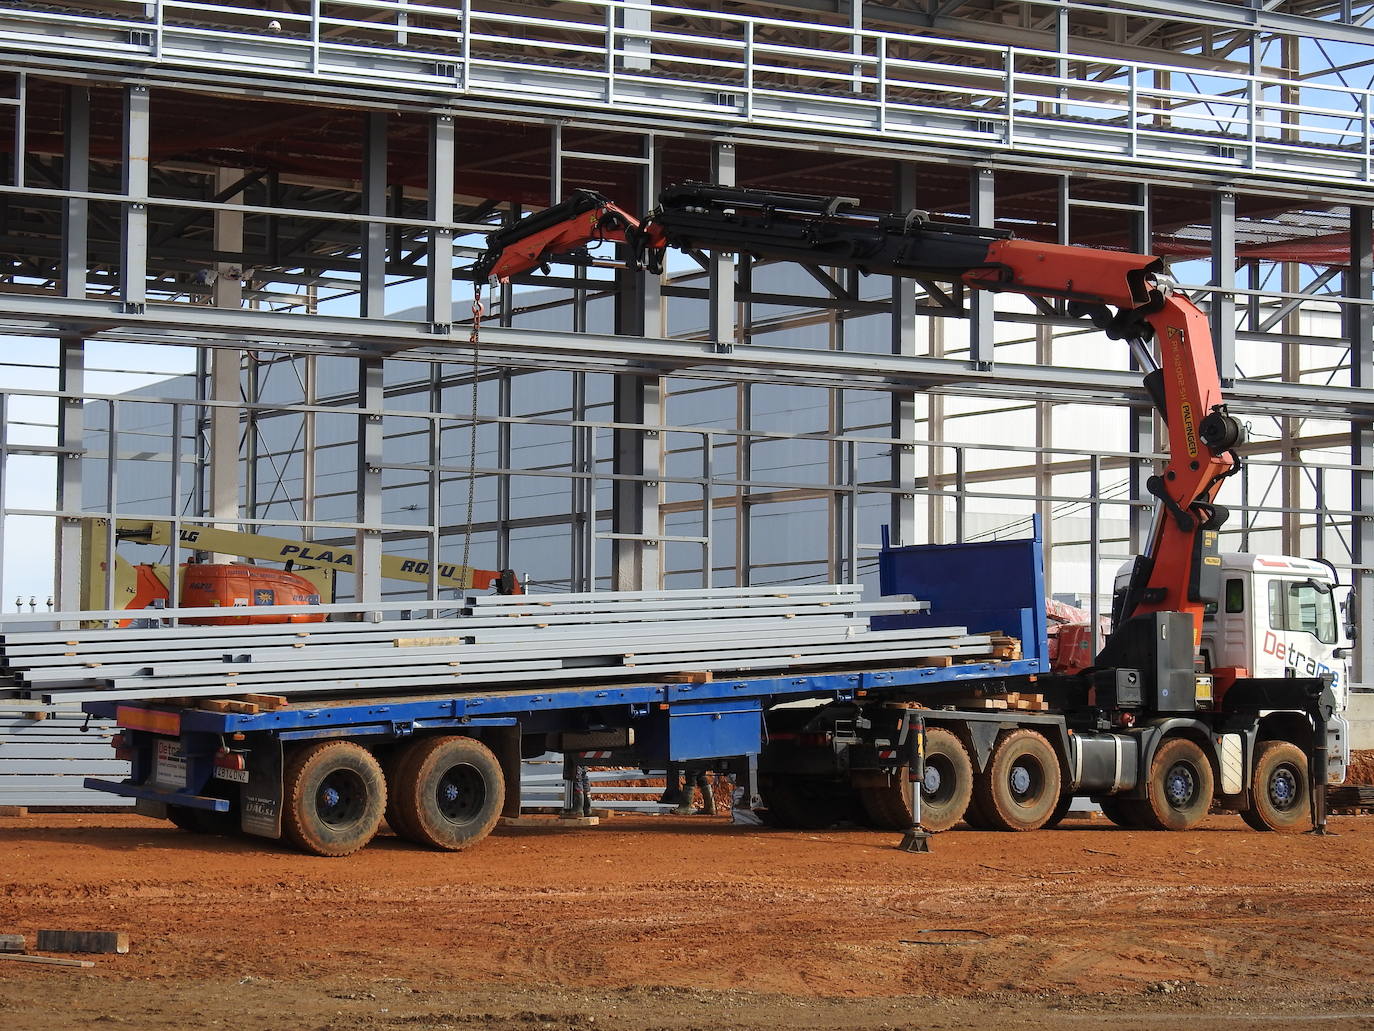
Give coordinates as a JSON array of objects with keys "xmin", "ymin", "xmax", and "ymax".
[{"xmin": 1267, "ymin": 580, "xmax": 1337, "ymax": 644}]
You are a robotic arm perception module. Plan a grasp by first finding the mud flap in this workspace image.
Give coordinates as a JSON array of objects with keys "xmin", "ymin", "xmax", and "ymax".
[{"xmin": 240, "ymin": 737, "xmax": 283, "ymax": 839}]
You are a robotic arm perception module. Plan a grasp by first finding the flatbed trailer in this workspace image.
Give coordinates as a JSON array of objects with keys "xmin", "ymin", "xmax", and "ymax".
[{"xmin": 71, "ymin": 530, "xmax": 1345, "ymax": 856}]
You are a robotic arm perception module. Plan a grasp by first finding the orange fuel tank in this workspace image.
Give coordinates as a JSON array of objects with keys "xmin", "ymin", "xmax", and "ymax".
[{"xmin": 179, "ymin": 564, "xmax": 327, "ymax": 625}]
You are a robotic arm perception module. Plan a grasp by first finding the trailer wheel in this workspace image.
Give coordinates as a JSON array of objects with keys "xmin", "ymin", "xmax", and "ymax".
[
  {"xmin": 281, "ymin": 740, "xmax": 387, "ymax": 857},
  {"xmin": 1240, "ymin": 740, "xmax": 1310, "ymax": 834},
  {"xmin": 1138, "ymin": 737, "xmax": 1214, "ymax": 831},
  {"xmin": 391, "ymin": 736, "xmax": 504, "ymax": 851},
  {"xmin": 858, "ymin": 728, "xmax": 973, "ymax": 832},
  {"xmin": 972, "ymin": 729, "xmax": 1062, "ymax": 831},
  {"xmin": 380, "ymin": 747, "xmax": 417, "ymax": 841}
]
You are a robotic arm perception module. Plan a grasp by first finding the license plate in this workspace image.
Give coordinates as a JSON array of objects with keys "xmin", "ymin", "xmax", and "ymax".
[
  {"xmin": 154, "ymin": 738, "xmax": 187, "ymax": 790},
  {"xmin": 213, "ymin": 766, "xmax": 249, "ymax": 784}
]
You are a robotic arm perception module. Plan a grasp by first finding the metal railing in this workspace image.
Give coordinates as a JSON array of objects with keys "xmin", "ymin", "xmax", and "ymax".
[{"xmin": 2, "ymin": 0, "xmax": 1371, "ymax": 184}]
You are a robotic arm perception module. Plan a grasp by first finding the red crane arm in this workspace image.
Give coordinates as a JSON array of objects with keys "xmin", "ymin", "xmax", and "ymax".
[{"xmin": 472, "ymin": 185, "xmax": 1246, "ymax": 648}]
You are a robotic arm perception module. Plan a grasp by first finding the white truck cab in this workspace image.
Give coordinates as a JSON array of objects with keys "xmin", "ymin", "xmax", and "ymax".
[
  {"xmin": 1201, "ymin": 554, "xmax": 1351, "ymax": 782},
  {"xmin": 1115, "ymin": 553, "xmax": 1352, "ymax": 783}
]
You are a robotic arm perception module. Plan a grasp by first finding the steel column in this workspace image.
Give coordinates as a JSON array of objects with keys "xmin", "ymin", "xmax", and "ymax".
[
  {"xmin": 1349, "ymin": 204, "xmax": 1374, "ymax": 685},
  {"xmin": 427, "ymin": 113, "xmax": 455, "ymax": 330},
  {"xmin": 1211, "ymin": 190, "xmax": 1237, "ymax": 386},
  {"xmin": 611, "ymin": 136, "xmax": 664, "ymax": 591},
  {"xmin": 54, "ymin": 339, "xmax": 84, "ymax": 616},
  {"xmin": 209, "ymin": 169, "xmax": 243, "ymax": 545},
  {"xmin": 60, "ymin": 86, "xmax": 89, "ymax": 300},
  {"xmin": 120, "ymin": 85, "xmax": 149, "ymax": 313},
  {"xmin": 361, "ymin": 112, "xmax": 387, "ymax": 318},
  {"xmin": 356, "ymin": 357, "xmax": 385, "ymax": 604},
  {"xmin": 969, "ymin": 167, "xmax": 995, "ymax": 369},
  {"xmin": 889, "ymin": 163, "xmax": 917, "ymax": 548}
]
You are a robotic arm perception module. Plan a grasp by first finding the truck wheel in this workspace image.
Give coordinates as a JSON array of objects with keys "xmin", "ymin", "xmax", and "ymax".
[
  {"xmin": 392, "ymin": 736, "xmax": 504, "ymax": 851},
  {"xmin": 1241, "ymin": 740, "xmax": 1310, "ymax": 834},
  {"xmin": 282, "ymin": 740, "xmax": 387, "ymax": 857},
  {"xmin": 962, "ymin": 792, "xmax": 995, "ymax": 829},
  {"xmin": 972, "ymin": 729, "xmax": 1062, "ymax": 831},
  {"xmin": 858, "ymin": 728, "xmax": 973, "ymax": 832},
  {"xmin": 1139, "ymin": 737, "xmax": 1214, "ymax": 831},
  {"xmin": 381, "ymin": 748, "xmax": 417, "ymax": 841}
]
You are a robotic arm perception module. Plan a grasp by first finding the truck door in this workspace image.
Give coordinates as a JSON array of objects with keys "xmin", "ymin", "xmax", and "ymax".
[
  {"xmin": 1252, "ymin": 573, "xmax": 1345, "ymax": 697},
  {"xmin": 1204, "ymin": 574, "xmax": 1250, "ymax": 673}
]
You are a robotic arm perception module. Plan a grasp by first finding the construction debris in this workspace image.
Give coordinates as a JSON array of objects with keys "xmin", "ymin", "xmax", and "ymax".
[
  {"xmin": 0, "ymin": 953, "xmax": 94, "ymax": 968},
  {"xmin": 0, "ymin": 934, "xmax": 25, "ymax": 953}
]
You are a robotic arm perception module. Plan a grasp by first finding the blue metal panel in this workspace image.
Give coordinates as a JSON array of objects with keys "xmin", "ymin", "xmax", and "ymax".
[
  {"xmin": 875, "ymin": 519, "xmax": 1049, "ymax": 673},
  {"xmin": 668, "ymin": 700, "xmax": 762, "ymax": 761}
]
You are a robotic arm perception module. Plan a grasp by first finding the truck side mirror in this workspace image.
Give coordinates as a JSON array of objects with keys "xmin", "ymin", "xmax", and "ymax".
[{"xmin": 1305, "ymin": 577, "xmax": 1332, "ymax": 595}]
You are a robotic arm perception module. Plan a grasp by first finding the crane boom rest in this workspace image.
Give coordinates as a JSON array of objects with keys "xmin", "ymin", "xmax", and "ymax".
[{"xmin": 473, "ymin": 182, "xmax": 1247, "ymax": 684}]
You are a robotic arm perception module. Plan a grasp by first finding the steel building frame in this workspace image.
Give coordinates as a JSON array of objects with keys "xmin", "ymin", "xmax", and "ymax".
[{"xmin": 0, "ymin": 0, "xmax": 1370, "ymax": 683}]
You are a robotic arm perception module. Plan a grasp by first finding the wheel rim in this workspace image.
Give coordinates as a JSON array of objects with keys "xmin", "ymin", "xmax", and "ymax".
[
  {"xmin": 1164, "ymin": 761, "xmax": 1199, "ymax": 810},
  {"xmin": 316, "ymin": 769, "xmax": 366, "ymax": 827},
  {"xmin": 1267, "ymin": 764, "xmax": 1301, "ymax": 811},
  {"xmin": 922, "ymin": 756, "xmax": 954, "ymax": 805},
  {"xmin": 434, "ymin": 762, "xmax": 486, "ymax": 824},
  {"xmin": 1007, "ymin": 757, "xmax": 1043, "ymax": 806}
]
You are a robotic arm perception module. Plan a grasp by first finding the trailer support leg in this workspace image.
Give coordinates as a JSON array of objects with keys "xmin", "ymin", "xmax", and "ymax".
[
  {"xmin": 1307, "ymin": 677, "xmax": 1335, "ymax": 836},
  {"xmin": 898, "ymin": 717, "xmax": 931, "ymax": 853}
]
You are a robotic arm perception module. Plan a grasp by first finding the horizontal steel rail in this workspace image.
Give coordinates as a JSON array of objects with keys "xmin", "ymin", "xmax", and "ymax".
[{"xmin": 1, "ymin": 0, "xmax": 1372, "ymax": 186}]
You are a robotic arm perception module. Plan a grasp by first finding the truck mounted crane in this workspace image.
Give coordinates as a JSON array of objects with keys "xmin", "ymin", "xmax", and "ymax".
[{"xmin": 35, "ymin": 183, "xmax": 1348, "ymax": 855}]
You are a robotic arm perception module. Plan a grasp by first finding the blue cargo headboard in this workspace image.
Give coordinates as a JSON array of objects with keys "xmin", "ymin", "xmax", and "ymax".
[{"xmin": 874, "ymin": 518, "xmax": 1048, "ymax": 673}]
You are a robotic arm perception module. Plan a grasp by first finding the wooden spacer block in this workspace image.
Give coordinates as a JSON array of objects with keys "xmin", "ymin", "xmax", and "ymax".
[
  {"xmin": 36, "ymin": 930, "xmax": 129, "ymax": 955},
  {"xmin": 915, "ymin": 657, "xmax": 953, "ymax": 668},
  {"xmin": 0, "ymin": 806, "xmax": 28, "ymax": 818},
  {"xmin": 19, "ymin": 711, "xmax": 48, "ymax": 722},
  {"xmin": 240, "ymin": 694, "xmax": 287, "ymax": 710},
  {"xmin": 662, "ymin": 671, "xmax": 713, "ymax": 684},
  {"xmin": 0, "ymin": 933, "xmax": 26, "ymax": 952}
]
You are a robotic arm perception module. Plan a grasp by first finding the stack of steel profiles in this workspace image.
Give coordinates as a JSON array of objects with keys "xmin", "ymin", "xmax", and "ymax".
[{"xmin": 0, "ymin": 584, "xmax": 999, "ymax": 707}]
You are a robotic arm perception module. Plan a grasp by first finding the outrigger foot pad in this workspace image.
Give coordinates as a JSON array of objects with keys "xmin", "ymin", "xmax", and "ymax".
[{"xmin": 898, "ymin": 829, "xmax": 931, "ymax": 853}]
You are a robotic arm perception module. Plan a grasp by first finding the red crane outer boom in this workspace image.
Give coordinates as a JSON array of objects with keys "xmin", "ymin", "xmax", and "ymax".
[{"xmin": 472, "ymin": 187, "xmax": 1244, "ymax": 648}]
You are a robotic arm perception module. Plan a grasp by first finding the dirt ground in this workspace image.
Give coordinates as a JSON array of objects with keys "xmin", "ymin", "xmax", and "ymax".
[{"xmin": 2, "ymin": 805, "xmax": 1374, "ymax": 1031}]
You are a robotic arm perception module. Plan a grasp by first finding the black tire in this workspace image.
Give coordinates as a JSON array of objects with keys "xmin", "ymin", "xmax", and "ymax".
[
  {"xmin": 381, "ymin": 746, "xmax": 418, "ymax": 840},
  {"xmin": 972, "ymin": 729, "xmax": 1062, "ymax": 831},
  {"xmin": 858, "ymin": 728, "xmax": 973, "ymax": 832},
  {"xmin": 391, "ymin": 736, "xmax": 504, "ymax": 851},
  {"xmin": 282, "ymin": 740, "xmax": 387, "ymax": 857},
  {"xmin": 1138, "ymin": 737, "xmax": 1214, "ymax": 831},
  {"xmin": 1042, "ymin": 792, "xmax": 1075, "ymax": 829},
  {"xmin": 1242, "ymin": 740, "xmax": 1310, "ymax": 834},
  {"xmin": 962, "ymin": 789, "xmax": 995, "ymax": 829}
]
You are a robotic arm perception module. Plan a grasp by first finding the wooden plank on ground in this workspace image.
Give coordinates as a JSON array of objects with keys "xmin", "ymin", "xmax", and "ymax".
[
  {"xmin": 0, "ymin": 953, "xmax": 93, "ymax": 968},
  {"xmin": 35, "ymin": 930, "xmax": 129, "ymax": 955}
]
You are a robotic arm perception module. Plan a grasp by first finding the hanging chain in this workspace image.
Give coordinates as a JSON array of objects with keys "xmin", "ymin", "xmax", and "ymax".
[{"xmin": 462, "ymin": 282, "xmax": 483, "ymax": 580}]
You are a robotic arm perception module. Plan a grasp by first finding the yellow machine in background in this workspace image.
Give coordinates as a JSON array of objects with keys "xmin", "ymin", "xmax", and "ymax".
[{"xmin": 80, "ymin": 519, "xmax": 520, "ymax": 623}]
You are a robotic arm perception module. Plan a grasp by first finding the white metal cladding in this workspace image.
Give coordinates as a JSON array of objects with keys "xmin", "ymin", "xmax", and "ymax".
[
  {"xmin": 0, "ymin": 701, "xmax": 130, "ymax": 807},
  {"xmin": 1, "ymin": 1, "xmax": 1372, "ymax": 186}
]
